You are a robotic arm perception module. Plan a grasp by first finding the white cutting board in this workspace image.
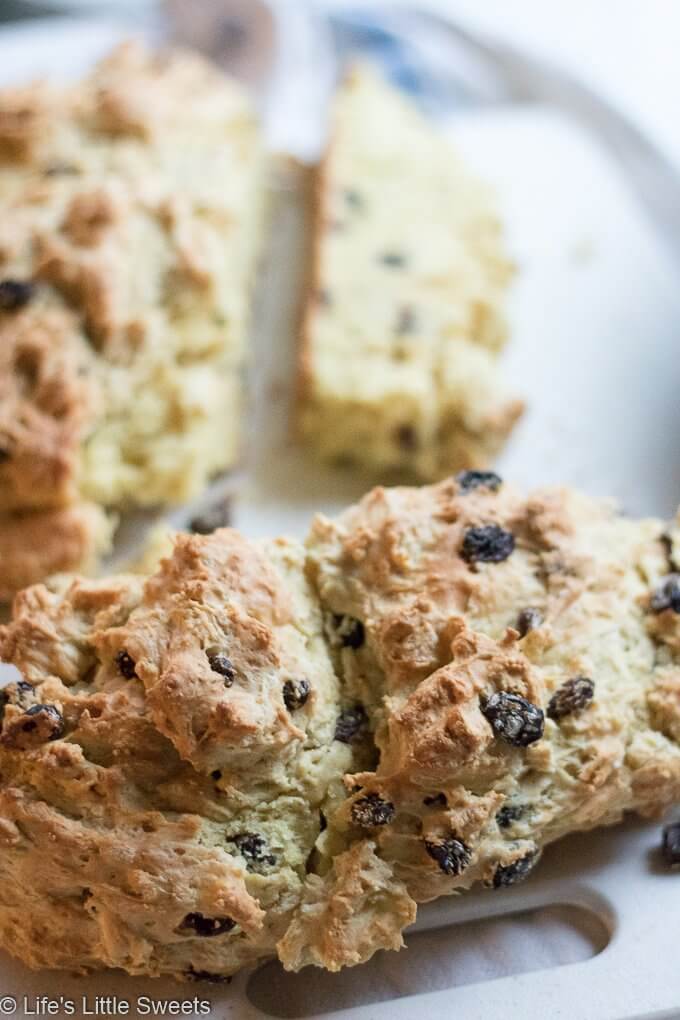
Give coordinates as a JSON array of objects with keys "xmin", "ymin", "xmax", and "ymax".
[{"xmin": 1, "ymin": 14, "xmax": 680, "ymax": 1020}]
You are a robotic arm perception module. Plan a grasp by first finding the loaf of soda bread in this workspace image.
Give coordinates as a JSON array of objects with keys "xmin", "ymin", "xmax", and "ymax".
[
  {"xmin": 0, "ymin": 531, "xmax": 359, "ymax": 979},
  {"xmin": 1, "ymin": 474, "xmax": 680, "ymax": 979},
  {"xmin": 0, "ymin": 42, "xmax": 264, "ymax": 594},
  {"xmin": 280, "ymin": 473, "xmax": 680, "ymax": 969},
  {"xmin": 297, "ymin": 67, "xmax": 522, "ymax": 480}
]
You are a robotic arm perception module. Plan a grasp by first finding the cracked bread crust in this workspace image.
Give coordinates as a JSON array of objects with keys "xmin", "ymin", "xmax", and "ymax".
[
  {"xmin": 284, "ymin": 477, "xmax": 680, "ymax": 970},
  {"xmin": 3, "ymin": 481, "xmax": 680, "ymax": 980},
  {"xmin": 0, "ymin": 531, "xmax": 352, "ymax": 979},
  {"xmin": 0, "ymin": 41, "xmax": 264, "ymax": 595},
  {"xmin": 297, "ymin": 66, "xmax": 521, "ymax": 480},
  {"xmin": 277, "ymin": 839, "xmax": 416, "ymax": 973}
]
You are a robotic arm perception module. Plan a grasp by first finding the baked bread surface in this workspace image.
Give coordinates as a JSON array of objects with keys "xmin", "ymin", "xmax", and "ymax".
[
  {"xmin": 281, "ymin": 475, "xmax": 680, "ymax": 969},
  {"xmin": 0, "ymin": 530, "xmax": 353, "ymax": 979},
  {"xmin": 1, "ymin": 477, "xmax": 680, "ymax": 978}
]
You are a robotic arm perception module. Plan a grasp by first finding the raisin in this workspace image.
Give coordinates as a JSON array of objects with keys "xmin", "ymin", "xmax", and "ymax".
[
  {"xmin": 456, "ymin": 470, "xmax": 502, "ymax": 493},
  {"xmin": 210, "ymin": 769, "xmax": 222, "ymax": 781},
  {"xmin": 333, "ymin": 615, "xmax": 365, "ymax": 649},
  {"xmin": 22, "ymin": 703, "xmax": 64, "ymax": 741},
  {"xmin": 662, "ymin": 822, "xmax": 680, "ymax": 866},
  {"xmin": 14, "ymin": 680, "xmax": 34, "ymax": 700},
  {"xmin": 424, "ymin": 792, "xmax": 447, "ymax": 807},
  {"xmin": 379, "ymin": 252, "xmax": 407, "ymax": 268},
  {"xmin": 189, "ymin": 499, "xmax": 231, "ymax": 535},
  {"xmin": 547, "ymin": 676, "xmax": 594, "ymax": 721},
  {"xmin": 461, "ymin": 525, "xmax": 515, "ymax": 564},
  {"xmin": 351, "ymin": 793, "xmax": 395, "ymax": 828},
  {"xmin": 650, "ymin": 575, "xmax": 680, "ymax": 613},
  {"xmin": 334, "ymin": 704, "xmax": 368, "ymax": 743},
  {"xmin": 0, "ymin": 279, "xmax": 34, "ymax": 312},
  {"xmin": 1, "ymin": 687, "xmax": 18, "ymax": 719},
  {"xmin": 493, "ymin": 849, "xmax": 540, "ymax": 888},
  {"xmin": 283, "ymin": 678, "xmax": 311, "ymax": 711},
  {"xmin": 344, "ymin": 189, "xmax": 364, "ymax": 209},
  {"xmin": 232, "ymin": 833, "xmax": 276, "ymax": 870},
  {"xmin": 394, "ymin": 424, "xmax": 418, "ymax": 450},
  {"xmin": 207, "ymin": 652, "xmax": 235, "ymax": 686},
  {"xmin": 660, "ymin": 533, "xmax": 678, "ymax": 571},
  {"xmin": 0, "ymin": 680, "xmax": 34, "ymax": 722},
  {"xmin": 0, "ymin": 448, "xmax": 9, "ymax": 464},
  {"xmin": 178, "ymin": 913, "xmax": 235, "ymax": 937},
  {"xmin": 395, "ymin": 306, "xmax": 417, "ymax": 335},
  {"xmin": 44, "ymin": 162, "xmax": 79, "ymax": 177},
  {"xmin": 516, "ymin": 607, "xmax": 543, "ymax": 637},
  {"xmin": 115, "ymin": 650, "xmax": 137, "ymax": 679},
  {"xmin": 185, "ymin": 968, "xmax": 231, "ymax": 984},
  {"xmin": 496, "ymin": 804, "xmax": 523, "ymax": 828},
  {"xmin": 424, "ymin": 836, "xmax": 471, "ymax": 876},
  {"xmin": 481, "ymin": 691, "xmax": 544, "ymax": 747}
]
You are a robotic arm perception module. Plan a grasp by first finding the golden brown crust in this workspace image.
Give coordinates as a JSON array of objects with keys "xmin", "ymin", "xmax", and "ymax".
[
  {"xmin": 62, "ymin": 188, "xmax": 120, "ymax": 248},
  {"xmin": 0, "ymin": 503, "xmax": 111, "ymax": 602},
  {"xmin": 277, "ymin": 841, "xmax": 416, "ymax": 972},
  {"xmin": 302, "ymin": 476, "xmax": 680, "ymax": 964},
  {"xmin": 0, "ymin": 530, "xmax": 351, "ymax": 979},
  {"xmin": 0, "ymin": 82, "xmax": 55, "ymax": 163},
  {"xmin": 294, "ymin": 151, "xmax": 330, "ymax": 419},
  {"xmin": 0, "ymin": 307, "xmax": 94, "ymax": 511},
  {"xmin": 101, "ymin": 530, "xmax": 305, "ymax": 774}
]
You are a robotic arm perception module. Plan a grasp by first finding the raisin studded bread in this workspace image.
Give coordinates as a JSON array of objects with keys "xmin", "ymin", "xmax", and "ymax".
[
  {"xmin": 0, "ymin": 42, "xmax": 264, "ymax": 597},
  {"xmin": 297, "ymin": 66, "xmax": 522, "ymax": 481},
  {"xmin": 0, "ymin": 531, "xmax": 357, "ymax": 979},
  {"xmin": 2, "ymin": 475, "xmax": 680, "ymax": 979},
  {"xmin": 281, "ymin": 474, "xmax": 680, "ymax": 969}
]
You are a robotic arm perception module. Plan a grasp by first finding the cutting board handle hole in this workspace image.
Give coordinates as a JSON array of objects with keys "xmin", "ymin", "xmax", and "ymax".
[{"xmin": 246, "ymin": 902, "xmax": 609, "ymax": 1017}]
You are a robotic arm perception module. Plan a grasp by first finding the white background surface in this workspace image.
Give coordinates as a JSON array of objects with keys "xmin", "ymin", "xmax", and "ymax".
[{"xmin": 318, "ymin": 0, "xmax": 680, "ymax": 164}]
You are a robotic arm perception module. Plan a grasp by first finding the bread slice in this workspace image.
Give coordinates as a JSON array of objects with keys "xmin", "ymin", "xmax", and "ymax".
[
  {"xmin": 297, "ymin": 67, "xmax": 522, "ymax": 480},
  {"xmin": 0, "ymin": 42, "xmax": 264, "ymax": 593},
  {"xmin": 2, "ymin": 475, "xmax": 680, "ymax": 978}
]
